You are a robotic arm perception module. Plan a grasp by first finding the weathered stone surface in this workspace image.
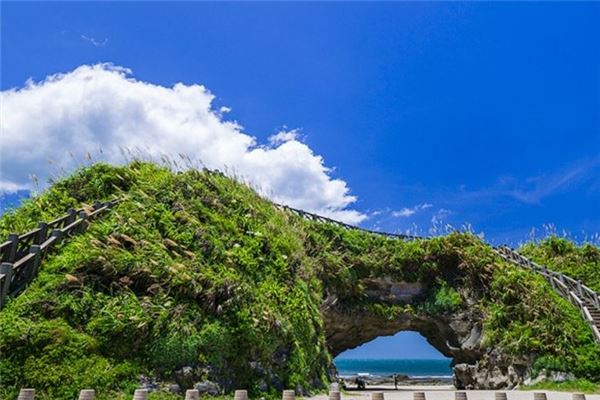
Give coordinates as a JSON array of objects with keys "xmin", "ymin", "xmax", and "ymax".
[
  {"xmin": 523, "ymin": 370, "xmax": 576, "ymax": 387},
  {"xmin": 194, "ymin": 380, "xmax": 221, "ymax": 396},
  {"xmin": 453, "ymin": 352, "xmax": 530, "ymax": 389},
  {"xmin": 174, "ymin": 366, "xmax": 199, "ymax": 390},
  {"xmin": 167, "ymin": 383, "xmax": 181, "ymax": 394},
  {"xmin": 139, "ymin": 375, "xmax": 159, "ymax": 391},
  {"xmin": 322, "ymin": 277, "xmax": 532, "ymax": 389},
  {"xmin": 363, "ymin": 279, "xmax": 423, "ymax": 303}
]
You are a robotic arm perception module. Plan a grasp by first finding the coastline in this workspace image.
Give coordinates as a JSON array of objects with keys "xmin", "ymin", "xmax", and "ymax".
[
  {"xmin": 335, "ymin": 359, "xmax": 454, "ymax": 388},
  {"xmin": 338, "ymin": 374, "xmax": 455, "ymax": 389}
]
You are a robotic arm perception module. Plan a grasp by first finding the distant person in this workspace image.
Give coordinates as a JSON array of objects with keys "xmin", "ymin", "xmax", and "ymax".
[
  {"xmin": 339, "ymin": 379, "xmax": 347, "ymax": 390},
  {"xmin": 354, "ymin": 377, "xmax": 366, "ymax": 390},
  {"xmin": 394, "ymin": 374, "xmax": 398, "ymax": 390}
]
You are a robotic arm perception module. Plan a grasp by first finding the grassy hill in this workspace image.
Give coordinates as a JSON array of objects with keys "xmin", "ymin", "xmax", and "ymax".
[{"xmin": 1, "ymin": 162, "xmax": 599, "ymax": 399}]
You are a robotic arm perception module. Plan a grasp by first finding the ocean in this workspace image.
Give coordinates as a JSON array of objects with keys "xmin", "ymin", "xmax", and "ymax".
[{"xmin": 334, "ymin": 358, "xmax": 453, "ymax": 378}]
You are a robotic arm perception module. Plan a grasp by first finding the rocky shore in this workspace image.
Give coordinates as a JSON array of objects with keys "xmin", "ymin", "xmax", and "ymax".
[{"xmin": 339, "ymin": 375, "xmax": 454, "ymax": 389}]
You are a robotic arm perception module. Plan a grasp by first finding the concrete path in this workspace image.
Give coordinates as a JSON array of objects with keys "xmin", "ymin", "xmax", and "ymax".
[{"xmin": 308, "ymin": 386, "xmax": 600, "ymax": 400}]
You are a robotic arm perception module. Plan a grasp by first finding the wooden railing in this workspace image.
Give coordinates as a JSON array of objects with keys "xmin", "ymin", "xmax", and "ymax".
[
  {"xmin": 494, "ymin": 246, "xmax": 600, "ymax": 343},
  {"xmin": 0, "ymin": 199, "xmax": 120, "ymax": 309},
  {"xmin": 2, "ymin": 196, "xmax": 599, "ymax": 345},
  {"xmin": 275, "ymin": 204, "xmax": 422, "ymax": 241}
]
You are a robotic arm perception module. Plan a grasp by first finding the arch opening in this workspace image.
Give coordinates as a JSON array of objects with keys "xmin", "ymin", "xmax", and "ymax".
[
  {"xmin": 322, "ymin": 292, "xmax": 486, "ymax": 389},
  {"xmin": 334, "ymin": 331, "xmax": 452, "ymax": 382}
]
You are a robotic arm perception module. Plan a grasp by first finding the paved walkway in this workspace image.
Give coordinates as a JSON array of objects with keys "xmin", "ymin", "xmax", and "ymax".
[{"xmin": 308, "ymin": 386, "xmax": 600, "ymax": 400}]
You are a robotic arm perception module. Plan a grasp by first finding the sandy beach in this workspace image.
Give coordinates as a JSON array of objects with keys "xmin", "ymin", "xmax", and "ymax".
[{"xmin": 308, "ymin": 386, "xmax": 600, "ymax": 400}]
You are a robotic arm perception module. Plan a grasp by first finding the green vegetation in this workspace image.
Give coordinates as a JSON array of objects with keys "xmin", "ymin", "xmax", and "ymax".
[
  {"xmin": 523, "ymin": 379, "xmax": 600, "ymax": 394},
  {"xmin": 520, "ymin": 236, "xmax": 600, "ymax": 292},
  {"xmin": 0, "ymin": 162, "xmax": 599, "ymax": 398}
]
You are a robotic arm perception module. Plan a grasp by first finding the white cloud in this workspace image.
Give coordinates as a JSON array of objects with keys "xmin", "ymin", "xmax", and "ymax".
[
  {"xmin": 80, "ymin": 35, "xmax": 108, "ymax": 47},
  {"xmin": 0, "ymin": 180, "xmax": 27, "ymax": 193},
  {"xmin": 268, "ymin": 129, "xmax": 299, "ymax": 145},
  {"xmin": 0, "ymin": 64, "xmax": 366, "ymax": 224},
  {"xmin": 391, "ymin": 203, "xmax": 432, "ymax": 218},
  {"xmin": 392, "ymin": 208, "xmax": 416, "ymax": 217}
]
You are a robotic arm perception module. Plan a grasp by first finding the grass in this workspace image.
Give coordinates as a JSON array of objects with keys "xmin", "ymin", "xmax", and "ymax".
[
  {"xmin": 520, "ymin": 236, "xmax": 600, "ymax": 292},
  {"xmin": 0, "ymin": 161, "xmax": 599, "ymax": 398},
  {"xmin": 522, "ymin": 379, "xmax": 600, "ymax": 394}
]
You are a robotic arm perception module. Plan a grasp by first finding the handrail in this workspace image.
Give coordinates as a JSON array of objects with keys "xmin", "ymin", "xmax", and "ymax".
[
  {"xmin": 2, "ymin": 196, "xmax": 599, "ymax": 345},
  {"xmin": 276, "ymin": 206, "xmax": 600, "ymax": 345},
  {"xmin": 0, "ymin": 198, "xmax": 120, "ymax": 309},
  {"xmin": 494, "ymin": 245, "xmax": 600, "ymax": 344},
  {"xmin": 276, "ymin": 203, "xmax": 423, "ymax": 241}
]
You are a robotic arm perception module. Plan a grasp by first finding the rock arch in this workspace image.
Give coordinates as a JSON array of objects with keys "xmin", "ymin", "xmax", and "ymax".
[{"xmin": 321, "ymin": 279, "xmax": 529, "ymax": 389}]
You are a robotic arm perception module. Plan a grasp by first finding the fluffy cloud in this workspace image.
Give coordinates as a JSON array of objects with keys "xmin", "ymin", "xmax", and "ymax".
[
  {"xmin": 391, "ymin": 203, "xmax": 432, "ymax": 217},
  {"xmin": 0, "ymin": 64, "xmax": 365, "ymax": 223}
]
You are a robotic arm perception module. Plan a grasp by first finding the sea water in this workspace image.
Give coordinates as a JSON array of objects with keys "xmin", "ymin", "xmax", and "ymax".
[{"xmin": 334, "ymin": 359, "xmax": 452, "ymax": 378}]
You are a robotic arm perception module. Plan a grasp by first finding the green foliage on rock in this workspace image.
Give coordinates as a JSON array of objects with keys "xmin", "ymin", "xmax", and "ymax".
[
  {"xmin": 520, "ymin": 236, "xmax": 600, "ymax": 292},
  {"xmin": 0, "ymin": 162, "xmax": 599, "ymax": 398},
  {"xmin": 484, "ymin": 266, "xmax": 600, "ymax": 378}
]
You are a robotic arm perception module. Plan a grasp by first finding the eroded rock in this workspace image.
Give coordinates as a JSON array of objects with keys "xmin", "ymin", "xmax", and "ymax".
[
  {"xmin": 323, "ymin": 277, "xmax": 532, "ymax": 389},
  {"xmin": 195, "ymin": 380, "xmax": 221, "ymax": 396}
]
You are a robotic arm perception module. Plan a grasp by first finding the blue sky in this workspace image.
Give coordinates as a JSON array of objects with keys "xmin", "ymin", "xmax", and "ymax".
[
  {"xmin": 1, "ymin": 2, "xmax": 599, "ymax": 359},
  {"xmin": 336, "ymin": 331, "xmax": 448, "ymax": 360}
]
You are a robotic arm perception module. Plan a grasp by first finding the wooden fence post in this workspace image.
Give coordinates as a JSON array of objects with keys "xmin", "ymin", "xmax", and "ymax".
[
  {"xmin": 78, "ymin": 389, "xmax": 95, "ymax": 400},
  {"xmin": 283, "ymin": 390, "xmax": 296, "ymax": 400},
  {"xmin": 413, "ymin": 392, "xmax": 426, "ymax": 400},
  {"xmin": 50, "ymin": 229, "xmax": 63, "ymax": 244},
  {"xmin": 234, "ymin": 390, "xmax": 248, "ymax": 400},
  {"xmin": 17, "ymin": 388, "xmax": 35, "ymax": 400},
  {"xmin": 29, "ymin": 245, "xmax": 42, "ymax": 279},
  {"xmin": 66, "ymin": 208, "xmax": 77, "ymax": 225},
  {"xmin": 133, "ymin": 389, "xmax": 148, "ymax": 400},
  {"xmin": 0, "ymin": 262, "xmax": 14, "ymax": 308},
  {"xmin": 534, "ymin": 392, "xmax": 548, "ymax": 400},
  {"xmin": 78, "ymin": 211, "xmax": 88, "ymax": 234},
  {"xmin": 328, "ymin": 391, "xmax": 341, "ymax": 400},
  {"xmin": 36, "ymin": 222, "xmax": 48, "ymax": 244},
  {"xmin": 7, "ymin": 233, "xmax": 19, "ymax": 262},
  {"xmin": 185, "ymin": 390, "xmax": 200, "ymax": 400}
]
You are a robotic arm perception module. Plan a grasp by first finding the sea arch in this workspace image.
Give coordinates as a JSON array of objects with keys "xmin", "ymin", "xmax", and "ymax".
[{"xmin": 321, "ymin": 279, "xmax": 528, "ymax": 389}]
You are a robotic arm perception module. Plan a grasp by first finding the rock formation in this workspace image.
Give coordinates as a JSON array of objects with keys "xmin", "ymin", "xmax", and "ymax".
[{"xmin": 321, "ymin": 276, "xmax": 531, "ymax": 389}]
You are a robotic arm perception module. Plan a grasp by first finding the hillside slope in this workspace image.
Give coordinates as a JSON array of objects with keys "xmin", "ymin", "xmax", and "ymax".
[
  {"xmin": 520, "ymin": 237, "xmax": 600, "ymax": 292},
  {"xmin": 1, "ymin": 162, "xmax": 599, "ymax": 399}
]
